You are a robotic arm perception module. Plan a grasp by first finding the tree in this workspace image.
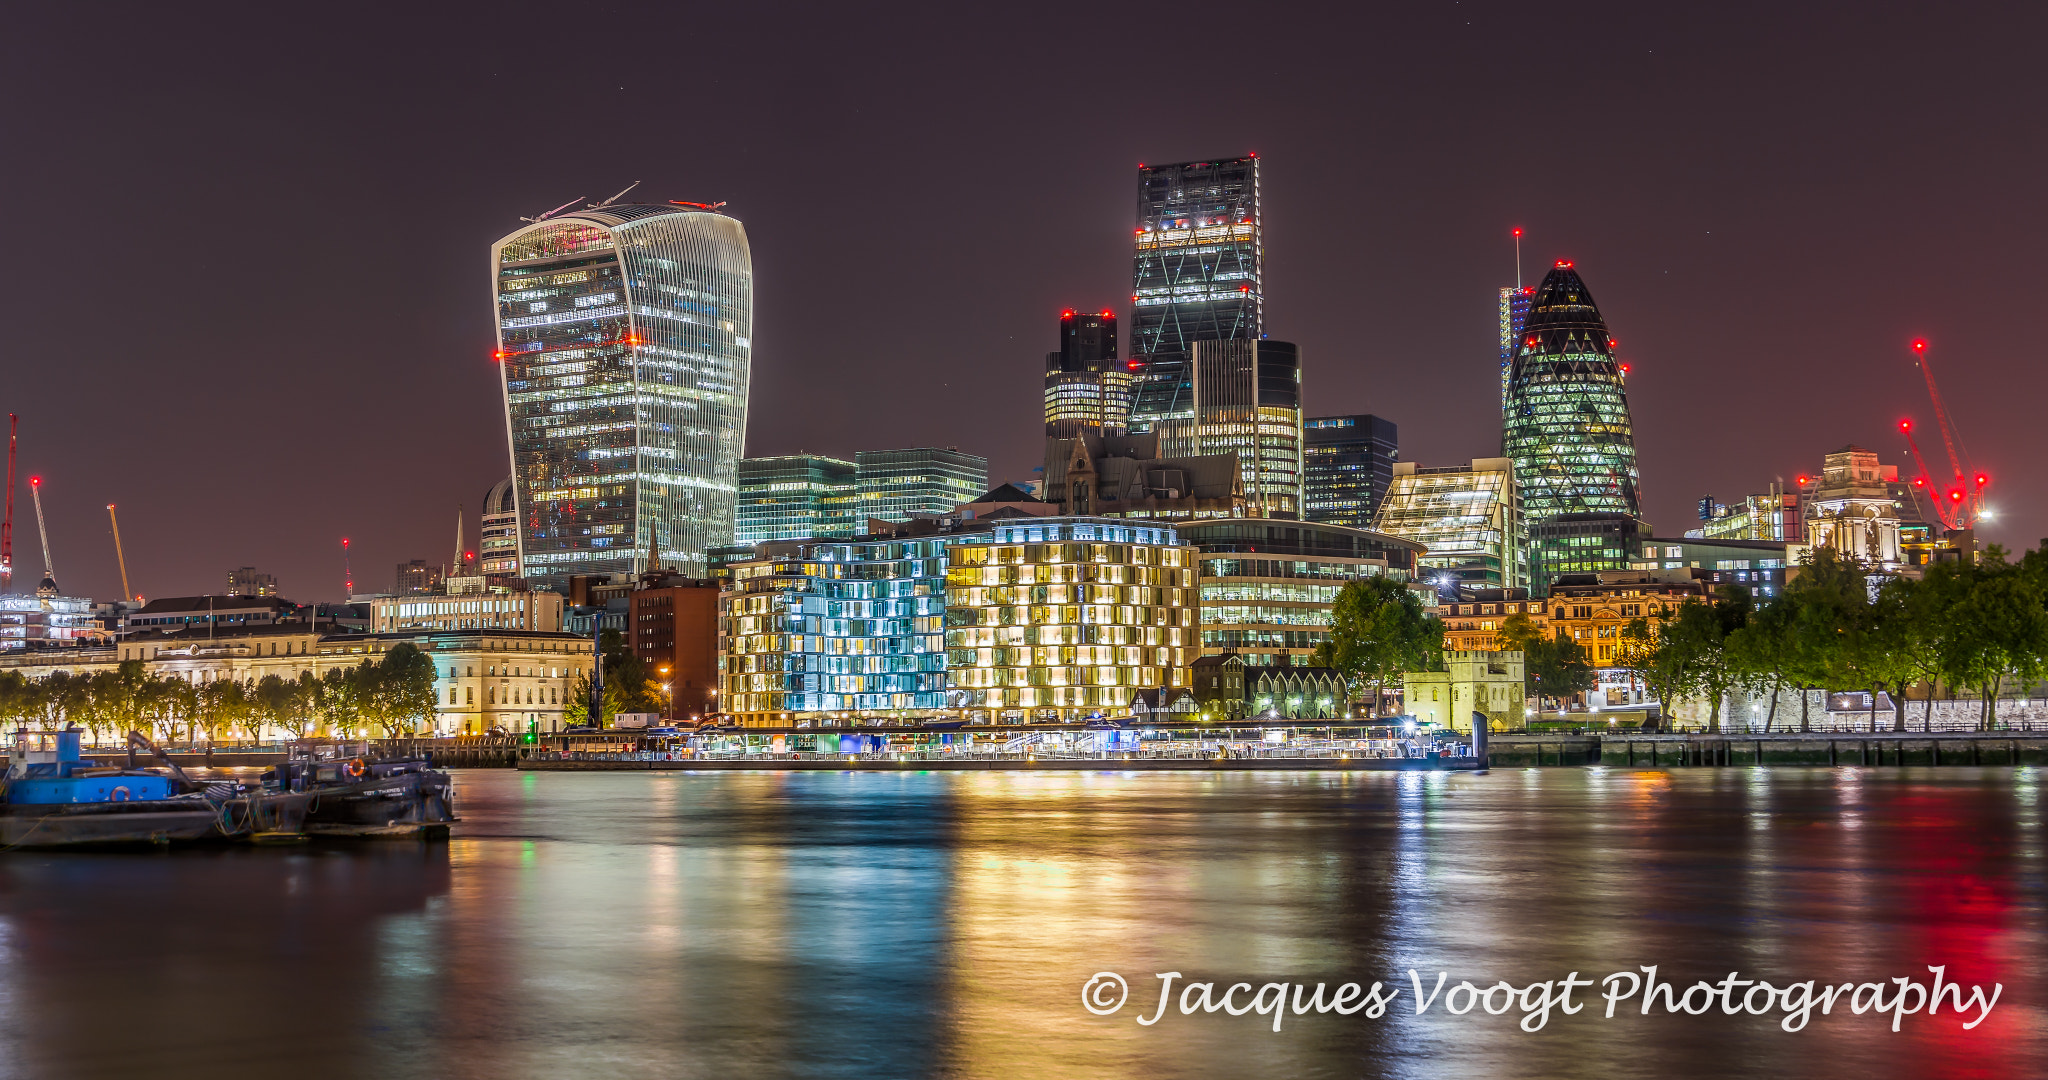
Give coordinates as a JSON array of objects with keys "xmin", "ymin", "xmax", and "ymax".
[
  {"xmin": 1310, "ymin": 577, "xmax": 1442, "ymax": 718},
  {"xmin": 1638, "ymin": 585, "xmax": 1751, "ymax": 732},
  {"xmin": 1727, "ymin": 589, "xmax": 1800, "ymax": 732},
  {"xmin": 1522, "ymin": 630, "xmax": 1596, "ymax": 714},
  {"xmin": 1941, "ymin": 550, "xmax": 2048, "ymax": 730},
  {"xmin": 319, "ymin": 666, "xmax": 367, "ymax": 739},
  {"xmin": 253, "ymin": 674, "xmax": 298, "ymax": 743},
  {"xmin": 371, "ymin": 643, "xmax": 440, "ymax": 736}
]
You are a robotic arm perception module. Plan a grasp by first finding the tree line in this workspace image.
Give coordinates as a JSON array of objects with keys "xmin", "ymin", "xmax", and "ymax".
[
  {"xmin": 0, "ymin": 643, "xmax": 440, "ymax": 745},
  {"xmin": 1621, "ymin": 545, "xmax": 2048, "ymax": 732}
]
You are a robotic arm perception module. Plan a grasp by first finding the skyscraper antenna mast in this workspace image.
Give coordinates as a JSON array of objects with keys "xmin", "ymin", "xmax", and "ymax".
[
  {"xmin": 1, "ymin": 414, "xmax": 13, "ymax": 594},
  {"xmin": 1513, "ymin": 227, "xmax": 1523, "ymax": 290}
]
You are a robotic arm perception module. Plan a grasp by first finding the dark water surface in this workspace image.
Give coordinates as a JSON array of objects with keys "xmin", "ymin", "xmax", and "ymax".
[{"xmin": 0, "ymin": 768, "xmax": 2039, "ymax": 1079}]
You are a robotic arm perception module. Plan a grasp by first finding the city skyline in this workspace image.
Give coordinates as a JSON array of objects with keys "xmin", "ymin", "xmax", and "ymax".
[{"xmin": 4, "ymin": 5, "xmax": 2043, "ymax": 604}]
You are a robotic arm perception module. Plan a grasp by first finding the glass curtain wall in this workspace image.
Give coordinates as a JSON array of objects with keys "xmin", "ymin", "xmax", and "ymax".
[{"xmin": 1130, "ymin": 156, "xmax": 1263, "ymax": 429}]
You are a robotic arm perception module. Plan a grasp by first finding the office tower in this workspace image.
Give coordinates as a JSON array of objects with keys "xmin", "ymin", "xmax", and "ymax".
[
  {"xmin": 856, "ymin": 448, "xmax": 988, "ymax": 522},
  {"xmin": 493, "ymin": 201, "xmax": 753, "ymax": 587},
  {"xmin": 1188, "ymin": 339, "xmax": 1302, "ymax": 516},
  {"xmin": 945, "ymin": 518, "xmax": 1196, "ymax": 720},
  {"xmin": 1372, "ymin": 458, "xmax": 1526, "ymax": 593},
  {"xmin": 1498, "ymin": 285, "xmax": 1532, "ymax": 420},
  {"xmin": 225, "ymin": 567, "xmax": 278, "ymax": 597},
  {"xmin": 1177, "ymin": 517, "xmax": 1424, "ymax": 669},
  {"xmin": 735, "ymin": 454, "xmax": 858, "ymax": 544},
  {"xmin": 1527, "ymin": 512, "xmax": 1652, "ymax": 595},
  {"xmin": 1503, "ymin": 261, "xmax": 1640, "ymax": 522},
  {"xmin": 1043, "ymin": 309, "xmax": 1131, "ymax": 438},
  {"xmin": 1303, "ymin": 414, "xmax": 1398, "ymax": 528},
  {"xmin": 1129, "ymin": 156, "xmax": 1263, "ymax": 430},
  {"xmin": 479, "ymin": 476, "xmax": 520, "ymax": 586}
]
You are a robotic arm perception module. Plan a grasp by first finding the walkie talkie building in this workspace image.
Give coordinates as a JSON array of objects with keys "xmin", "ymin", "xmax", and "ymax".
[{"xmin": 492, "ymin": 203, "xmax": 753, "ymax": 588}]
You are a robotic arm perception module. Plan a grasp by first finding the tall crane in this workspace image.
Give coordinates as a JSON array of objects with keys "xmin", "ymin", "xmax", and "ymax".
[
  {"xmin": 1901, "ymin": 340, "xmax": 1988, "ymax": 530},
  {"xmin": 28, "ymin": 476, "xmax": 54, "ymax": 592},
  {"xmin": 107, "ymin": 504, "xmax": 134, "ymax": 602},
  {"xmin": 2, "ymin": 414, "xmax": 14, "ymax": 594}
]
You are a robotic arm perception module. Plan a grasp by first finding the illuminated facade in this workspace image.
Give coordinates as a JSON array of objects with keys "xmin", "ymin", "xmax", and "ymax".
[
  {"xmin": 945, "ymin": 518, "xmax": 1197, "ymax": 720},
  {"xmin": 493, "ymin": 203, "xmax": 752, "ymax": 587},
  {"xmin": 856, "ymin": 448, "xmax": 988, "ymax": 522},
  {"xmin": 1044, "ymin": 310, "xmax": 1131, "ymax": 438},
  {"xmin": 1172, "ymin": 339, "xmax": 1301, "ymax": 516},
  {"xmin": 1528, "ymin": 512, "xmax": 1651, "ymax": 595},
  {"xmin": 735, "ymin": 455, "xmax": 858, "ymax": 544},
  {"xmin": 1503, "ymin": 262, "xmax": 1640, "ymax": 525},
  {"xmin": 1498, "ymin": 285, "xmax": 1532, "ymax": 419},
  {"xmin": 720, "ymin": 536, "xmax": 953, "ymax": 724},
  {"xmin": 0, "ymin": 592, "xmax": 98, "ymax": 649},
  {"xmin": 368, "ymin": 590, "xmax": 564, "ymax": 634},
  {"xmin": 1372, "ymin": 458, "xmax": 1526, "ymax": 593},
  {"xmin": 479, "ymin": 476, "xmax": 520, "ymax": 586},
  {"xmin": 1178, "ymin": 518, "xmax": 1423, "ymax": 668},
  {"xmin": 1130, "ymin": 156, "xmax": 1262, "ymax": 430},
  {"xmin": 1303, "ymin": 414, "xmax": 1398, "ymax": 528}
]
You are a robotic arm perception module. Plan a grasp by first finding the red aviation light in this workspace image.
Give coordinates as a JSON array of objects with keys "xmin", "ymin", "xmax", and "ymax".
[
  {"xmin": 1127, "ymin": 360, "xmax": 1142, "ymax": 370},
  {"xmin": 1950, "ymin": 490, "xmax": 1965, "ymax": 502},
  {"xmin": 1912, "ymin": 339, "xmax": 1927, "ymax": 352},
  {"xmin": 1099, "ymin": 310, "xmax": 1113, "ymax": 318},
  {"xmin": 1899, "ymin": 419, "xmax": 1911, "ymax": 432},
  {"xmin": 29, "ymin": 476, "xmax": 39, "ymax": 488},
  {"xmin": 1061, "ymin": 309, "xmax": 1075, "ymax": 317},
  {"xmin": 1555, "ymin": 259, "xmax": 1573, "ymax": 268},
  {"xmin": 1796, "ymin": 475, "xmax": 1811, "ymax": 486},
  {"xmin": 493, "ymin": 349, "xmax": 505, "ymax": 361},
  {"xmin": 1239, "ymin": 284, "xmax": 1251, "ymax": 292},
  {"xmin": 1619, "ymin": 364, "xmax": 1631, "ymax": 375},
  {"xmin": 1512, "ymin": 227, "xmax": 1522, "ymax": 238},
  {"xmin": 1914, "ymin": 477, "xmax": 1927, "ymax": 487},
  {"xmin": 1976, "ymin": 473, "xmax": 1989, "ymax": 487}
]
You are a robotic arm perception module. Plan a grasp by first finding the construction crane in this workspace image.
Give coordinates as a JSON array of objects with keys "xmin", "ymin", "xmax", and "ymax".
[
  {"xmin": 341, "ymin": 537, "xmax": 354, "ymax": 596},
  {"xmin": 107, "ymin": 504, "xmax": 134, "ymax": 601},
  {"xmin": 1, "ymin": 413, "xmax": 13, "ymax": 594},
  {"xmin": 1900, "ymin": 340, "xmax": 1988, "ymax": 530},
  {"xmin": 28, "ymin": 476, "xmax": 54, "ymax": 592}
]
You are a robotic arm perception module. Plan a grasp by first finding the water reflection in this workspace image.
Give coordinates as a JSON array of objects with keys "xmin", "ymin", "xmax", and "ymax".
[{"xmin": 0, "ymin": 768, "xmax": 2038, "ymax": 1079}]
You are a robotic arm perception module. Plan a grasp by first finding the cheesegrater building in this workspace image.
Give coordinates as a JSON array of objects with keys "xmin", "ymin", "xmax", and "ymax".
[
  {"xmin": 492, "ymin": 202, "xmax": 752, "ymax": 588},
  {"xmin": 1503, "ymin": 262, "xmax": 1641, "ymax": 589},
  {"xmin": 1129, "ymin": 156, "xmax": 1263, "ymax": 430}
]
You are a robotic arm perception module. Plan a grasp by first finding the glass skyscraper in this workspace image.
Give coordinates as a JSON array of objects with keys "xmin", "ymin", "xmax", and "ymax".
[
  {"xmin": 1503, "ymin": 262, "xmax": 1640, "ymax": 523},
  {"xmin": 856, "ymin": 448, "xmax": 988, "ymax": 522},
  {"xmin": 1372, "ymin": 458, "xmax": 1527, "ymax": 593},
  {"xmin": 492, "ymin": 203, "xmax": 752, "ymax": 587},
  {"xmin": 1129, "ymin": 156, "xmax": 1263, "ymax": 430},
  {"xmin": 1303, "ymin": 414, "xmax": 1398, "ymax": 528},
  {"xmin": 1498, "ymin": 285, "xmax": 1532, "ymax": 421},
  {"xmin": 735, "ymin": 455, "xmax": 858, "ymax": 544},
  {"xmin": 1189, "ymin": 339, "xmax": 1301, "ymax": 516}
]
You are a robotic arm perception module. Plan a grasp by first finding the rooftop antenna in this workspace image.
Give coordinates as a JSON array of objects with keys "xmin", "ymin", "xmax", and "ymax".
[
  {"xmin": 28, "ymin": 476, "xmax": 53, "ymax": 593},
  {"xmin": 588, "ymin": 181, "xmax": 641, "ymax": 208},
  {"xmin": 1513, "ymin": 227, "xmax": 1523, "ymax": 290},
  {"xmin": 1, "ymin": 413, "xmax": 13, "ymax": 594},
  {"xmin": 520, "ymin": 195, "xmax": 586, "ymax": 224},
  {"xmin": 107, "ymin": 504, "xmax": 133, "ymax": 602}
]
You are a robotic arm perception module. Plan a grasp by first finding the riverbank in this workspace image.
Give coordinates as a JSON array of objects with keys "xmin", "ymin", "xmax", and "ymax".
[{"xmin": 521, "ymin": 754, "xmax": 1480, "ymax": 772}]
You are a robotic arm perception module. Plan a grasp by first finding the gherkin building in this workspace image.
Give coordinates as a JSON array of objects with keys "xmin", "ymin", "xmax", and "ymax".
[{"xmin": 1504, "ymin": 262, "xmax": 1641, "ymax": 521}]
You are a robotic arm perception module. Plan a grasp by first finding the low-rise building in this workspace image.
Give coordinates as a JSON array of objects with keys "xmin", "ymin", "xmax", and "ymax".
[
  {"xmin": 1245, "ymin": 665, "xmax": 1348, "ymax": 719},
  {"xmin": 368, "ymin": 588, "xmax": 564, "ymax": 633},
  {"xmin": 1404, "ymin": 650, "xmax": 1525, "ymax": 733},
  {"xmin": 1544, "ymin": 568, "xmax": 1713, "ymax": 705},
  {"xmin": 122, "ymin": 595, "xmax": 301, "ymax": 634},
  {"xmin": 1436, "ymin": 588, "xmax": 1547, "ymax": 652}
]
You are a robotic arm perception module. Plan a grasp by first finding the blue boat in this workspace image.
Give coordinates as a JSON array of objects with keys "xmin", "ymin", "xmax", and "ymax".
[{"xmin": 2, "ymin": 728, "xmax": 306, "ymax": 848}]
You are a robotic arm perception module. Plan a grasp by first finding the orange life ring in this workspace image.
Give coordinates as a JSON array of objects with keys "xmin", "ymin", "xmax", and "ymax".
[
  {"xmin": 346, "ymin": 758, "xmax": 367, "ymax": 779},
  {"xmin": 110, "ymin": 785, "xmax": 131, "ymax": 802}
]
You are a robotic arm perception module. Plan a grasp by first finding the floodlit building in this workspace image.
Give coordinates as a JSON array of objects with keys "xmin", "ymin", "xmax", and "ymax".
[
  {"xmin": 857, "ymin": 448, "xmax": 988, "ymax": 523},
  {"xmin": 1044, "ymin": 309, "xmax": 1131, "ymax": 438},
  {"xmin": 1628, "ymin": 537, "xmax": 1793, "ymax": 597},
  {"xmin": 367, "ymin": 590, "xmax": 564, "ymax": 633},
  {"xmin": 1404, "ymin": 650, "xmax": 1525, "ymax": 733},
  {"xmin": 1373, "ymin": 458, "xmax": 1527, "ymax": 593},
  {"xmin": 735, "ymin": 454, "xmax": 859, "ymax": 544},
  {"xmin": 1798, "ymin": 446, "xmax": 1914, "ymax": 567},
  {"xmin": 493, "ymin": 201, "xmax": 752, "ymax": 586},
  {"xmin": 1693, "ymin": 487, "xmax": 1802, "ymax": 543},
  {"xmin": 945, "ymin": 518, "xmax": 1198, "ymax": 722},
  {"xmin": 1177, "ymin": 517, "xmax": 1423, "ymax": 669},
  {"xmin": 720, "ymin": 535, "xmax": 958, "ymax": 724},
  {"xmin": 1129, "ymin": 156, "xmax": 1263, "ymax": 430},
  {"xmin": 1498, "ymin": 285, "xmax": 1533, "ymax": 419},
  {"xmin": 1504, "ymin": 262, "xmax": 1641, "ymax": 582},
  {"xmin": 1435, "ymin": 589, "xmax": 1547, "ymax": 653},
  {"xmin": 1304, "ymin": 414, "xmax": 1398, "ymax": 528},
  {"xmin": 0, "ymin": 591, "xmax": 100, "ymax": 649}
]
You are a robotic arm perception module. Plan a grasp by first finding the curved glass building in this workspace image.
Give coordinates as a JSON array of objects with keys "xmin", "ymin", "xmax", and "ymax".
[
  {"xmin": 492, "ymin": 203, "xmax": 752, "ymax": 587},
  {"xmin": 1503, "ymin": 262, "xmax": 1640, "ymax": 521}
]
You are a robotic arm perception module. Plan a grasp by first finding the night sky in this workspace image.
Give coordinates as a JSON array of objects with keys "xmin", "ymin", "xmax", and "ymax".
[{"xmin": 4, "ymin": 3, "xmax": 2044, "ymax": 604}]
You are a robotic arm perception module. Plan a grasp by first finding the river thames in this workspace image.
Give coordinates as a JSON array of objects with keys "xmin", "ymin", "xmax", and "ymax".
[{"xmin": 0, "ymin": 767, "xmax": 2038, "ymax": 1079}]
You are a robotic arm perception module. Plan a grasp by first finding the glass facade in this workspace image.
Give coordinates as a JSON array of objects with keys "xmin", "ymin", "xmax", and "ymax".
[
  {"xmin": 1303, "ymin": 414, "xmax": 1398, "ymax": 528},
  {"xmin": 856, "ymin": 448, "xmax": 988, "ymax": 522},
  {"xmin": 1498, "ymin": 285, "xmax": 1532, "ymax": 420},
  {"xmin": 1527, "ymin": 512, "xmax": 1651, "ymax": 595},
  {"xmin": 1130, "ymin": 156, "xmax": 1262, "ymax": 429},
  {"xmin": 1186, "ymin": 340, "xmax": 1301, "ymax": 516},
  {"xmin": 1044, "ymin": 310, "xmax": 1131, "ymax": 438},
  {"xmin": 479, "ymin": 476, "xmax": 520, "ymax": 585},
  {"xmin": 1503, "ymin": 262, "xmax": 1640, "ymax": 524},
  {"xmin": 720, "ymin": 537, "xmax": 953, "ymax": 721},
  {"xmin": 1178, "ymin": 518, "xmax": 1422, "ymax": 668},
  {"xmin": 735, "ymin": 455, "xmax": 857, "ymax": 545},
  {"xmin": 1372, "ymin": 459, "xmax": 1526, "ymax": 593},
  {"xmin": 945, "ymin": 519, "xmax": 1196, "ymax": 718},
  {"xmin": 493, "ymin": 204, "xmax": 752, "ymax": 587},
  {"xmin": 0, "ymin": 592, "xmax": 98, "ymax": 648}
]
